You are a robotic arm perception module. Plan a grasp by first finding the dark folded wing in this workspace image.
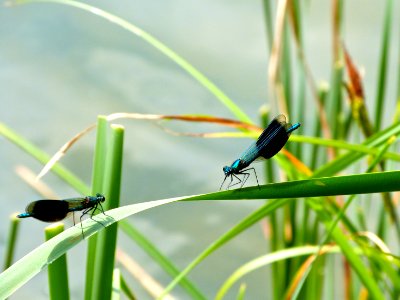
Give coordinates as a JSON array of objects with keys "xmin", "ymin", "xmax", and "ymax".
[
  {"xmin": 26, "ymin": 200, "xmax": 69, "ymax": 222},
  {"xmin": 237, "ymin": 115, "xmax": 287, "ymax": 166},
  {"xmin": 257, "ymin": 114, "xmax": 286, "ymax": 142},
  {"xmin": 257, "ymin": 115, "xmax": 290, "ymax": 159}
]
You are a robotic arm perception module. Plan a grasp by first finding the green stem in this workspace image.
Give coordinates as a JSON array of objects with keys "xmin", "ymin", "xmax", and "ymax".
[
  {"xmin": 85, "ymin": 116, "xmax": 109, "ymax": 300},
  {"xmin": 3, "ymin": 214, "xmax": 20, "ymax": 270},
  {"xmin": 91, "ymin": 125, "xmax": 124, "ymax": 300},
  {"xmin": 45, "ymin": 223, "xmax": 69, "ymax": 300},
  {"xmin": 374, "ymin": 0, "xmax": 393, "ymax": 130}
]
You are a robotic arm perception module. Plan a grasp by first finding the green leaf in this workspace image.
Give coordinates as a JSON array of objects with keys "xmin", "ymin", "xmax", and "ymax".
[
  {"xmin": 0, "ymin": 198, "xmax": 180, "ymax": 299},
  {"xmin": 215, "ymin": 246, "xmax": 341, "ymax": 300}
]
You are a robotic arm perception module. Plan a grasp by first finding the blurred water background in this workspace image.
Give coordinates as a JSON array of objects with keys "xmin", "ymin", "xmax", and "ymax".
[{"xmin": 0, "ymin": 0, "xmax": 399, "ymax": 298}]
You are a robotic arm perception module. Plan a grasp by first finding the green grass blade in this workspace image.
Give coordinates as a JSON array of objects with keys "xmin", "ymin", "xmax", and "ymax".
[
  {"xmin": 374, "ymin": 0, "xmax": 394, "ymax": 130},
  {"xmin": 215, "ymin": 246, "xmax": 341, "ymax": 300},
  {"xmin": 158, "ymin": 198, "xmax": 291, "ymax": 299},
  {"xmin": 90, "ymin": 116, "xmax": 108, "ymax": 194},
  {"xmin": 329, "ymin": 58, "xmax": 344, "ymax": 140},
  {"xmin": 312, "ymin": 201, "xmax": 385, "ymax": 300},
  {"xmin": 0, "ymin": 121, "xmax": 202, "ymax": 299},
  {"xmin": 262, "ymin": 0, "xmax": 274, "ymax": 50},
  {"xmin": 45, "ymin": 223, "xmax": 70, "ymax": 300},
  {"xmin": 119, "ymin": 221, "xmax": 205, "ymax": 300},
  {"xmin": 3, "ymin": 214, "xmax": 20, "ymax": 270},
  {"xmin": 120, "ymin": 273, "xmax": 137, "ymax": 300},
  {"xmin": 232, "ymin": 131, "xmax": 400, "ymax": 163},
  {"xmin": 188, "ymin": 171, "xmax": 400, "ymax": 201},
  {"xmin": 111, "ymin": 269, "xmax": 121, "ymax": 300},
  {"xmin": 0, "ymin": 122, "xmax": 89, "ymax": 194},
  {"xmin": 236, "ymin": 284, "xmax": 247, "ymax": 300},
  {"xmin": 161, "ymin": 171, "xmax": 400, "ymax": 297},
  {"xmin": 313, "ymin": 121, "xmax": 400, "ymax": 177},
  {"xmin": 91, "ymin": 125, "xmax": 124, "ymax": 300},
  {"xmin": 293, "ymin": 137, "xmax": 397, "ymax": 297},
  {"xmin": 2, "ymin": 169, "xmax": 399, "ymax": 299},
  {"xmin": 11, "ymin": 0, "xmax": 251, "ymax": 124},
  {"xmin": 0, "ymin": 198, "xmax": 180, "ymax": 299},
  {"xmin": 292, "ymin": 135, "xmax": 400, "ymax": 162},
  {"xmin": 282, "ymin": 24, "xmax": 293, "ymax": 114},
  {"xmin": 85, "ymin": 116, "xmax": 108, "ymax": 300},
  {"xmin": 397, "ymin": 25, "xmax": 400, "ymax": 111},
  {"xmin": 327, "ymin": 136, "xmax": 394, "ymax": 244}
]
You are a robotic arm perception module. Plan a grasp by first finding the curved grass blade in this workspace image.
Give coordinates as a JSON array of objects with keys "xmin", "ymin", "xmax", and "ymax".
[
  {"xmin": 215, "ymin": 245, "xmax": 340, "ymax": 300},
  {"xmin": 36, "ymin": 114, "xmax": 260, "ymax": 179},
  {"xmin": 2, "ymin": 169, "xmax": 399, "ymax": 298},
  {"xmin": 160, "ymin": 171, "xmax": 400, "ymax": 299},
  {"xmin": 158, "ymin": 198, "xmax": 292, "ymax": 299},
  {"xmin": 289, "ymin": 136, "xmax": 398, "ymax": 298},
  {"xmin": 0, "ymin": 198, "xmax": 180, "ymax": 299},
  {"xmin": 21, "ymin": 115, "xmax": 400, "ymax": 182},
  {"xmin": 374, "ymin": 0, "xmax": 394, "ymax": 131},
  {"xmin": 116, "ymin": 249, "xmax": 176, "ymax": 300},
  {"xmin": 290, "ymin": 134, "xmax": 400, "ymax": 162},
  {"xmin": 0, "ymin": 122, "xmax": 90, "ymax": 195},
  {"xmin": 0, "ymin": 121, "xmax": 204, "ymax": 299},
  {"xmin": 314, "ymin": 121, "xmax": 400, "ymax": 177},
  {"xmin": 10, "ymin": 0, "xmax": 251, "ymax": 124},
  {"xmin": 187, "ymin": 170, "xmax": 400, "ymax": 201},
  {"xmin": 119, "ymin": 221, "xmax": 205, "ymax": 300}
]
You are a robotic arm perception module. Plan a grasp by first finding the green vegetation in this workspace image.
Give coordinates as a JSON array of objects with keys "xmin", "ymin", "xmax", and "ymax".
[{"xmin": 1, "ymin": 1, "xmax": 400, "ymax": 299}]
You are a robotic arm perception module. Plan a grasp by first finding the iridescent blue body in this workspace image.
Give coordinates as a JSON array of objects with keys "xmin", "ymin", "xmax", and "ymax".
[
  {"xmin": 17, "ymin": 193, "xmax": 106, "ymax": 238},
  {"xmin": 221, "ymin": 115, "xmax": 300, "ymax": 190}
]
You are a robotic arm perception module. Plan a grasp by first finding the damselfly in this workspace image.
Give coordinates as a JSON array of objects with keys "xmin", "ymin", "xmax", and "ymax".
[
  {"xmin": 220, "ymin": 114, "xmax": 300, "ymax": 189},
  {"xmin": 17, "ymin": 193, "xmax": 106, "ymax": 238}
]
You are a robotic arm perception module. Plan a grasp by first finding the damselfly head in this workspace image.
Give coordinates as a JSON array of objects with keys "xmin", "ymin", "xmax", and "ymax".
[
  {"xmin": 95, "ymin": 193, "xmax": 106, "ymax": 202},
  {"xmin": 223, "ymin": 166, "xmax": 232, "ymax": 175}
]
